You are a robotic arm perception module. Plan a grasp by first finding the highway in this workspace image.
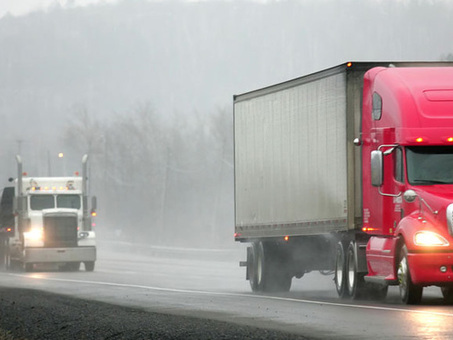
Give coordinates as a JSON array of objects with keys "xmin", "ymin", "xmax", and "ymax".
[{"xmin": 1, "ymin": 241, "xmax": 453, "ymax": 339}]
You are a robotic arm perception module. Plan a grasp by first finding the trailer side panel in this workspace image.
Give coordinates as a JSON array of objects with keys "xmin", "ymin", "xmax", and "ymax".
[{"xmin": 234, "ymin": 71, "xmax": 349, "ymax": 238}]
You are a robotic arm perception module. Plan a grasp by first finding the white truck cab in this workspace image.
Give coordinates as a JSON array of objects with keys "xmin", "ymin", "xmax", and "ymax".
[{"xmin": 7, "ymin": 155, "xmax": 96, "ymax": 272}]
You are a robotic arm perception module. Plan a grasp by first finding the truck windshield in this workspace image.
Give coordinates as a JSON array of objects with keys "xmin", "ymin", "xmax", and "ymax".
[
  {"xmin": 406, "ymin": 146, "xmax": 453, "ymax": 185},
  {"xmin": 57, "ymin": 194, "xmax": 81, "ymax": 209},
  {"xmin": 30, "ymin": 195, "xmax": 54, "ymax": 210}
]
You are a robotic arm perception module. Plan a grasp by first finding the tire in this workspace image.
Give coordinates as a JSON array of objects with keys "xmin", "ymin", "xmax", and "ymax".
[
  {"xmin": 397, "ymin": 245, "xmax": 422, "ymax": 304},
  {"xmin": 61, "ymin": 262, "xmax": 80, "ymax": 272},
  {"xmin": 346, "ymin": 241, "xmax": 366, "ymax": 299},
  {"xmin": 249, "ymin": 242, "xmax": 264, "ymax": 292},
  {"xmin": 265, "ymin": 267, "xmax": 292, "ymax": 292},
  {"xmin": 84, "ymin": 261, "xmax": 95, "ymax": 272},
  {"xmin": 441, "ymin": 286, "xmax": 453, "ymax": 304},
  {"xmin": 249, "ymin": 242, "xmax": 292, "ymax": 293},
  {"xmin": 335, "ymin": 241, "xmax": 348, "ymax": 298},
  {"xmin": 262, "ymin": 242, "xmax": 292, "ymax": 292},
  {"xmin": 24, "ymin": 263, "xmax": 34, "ymax": 272}
]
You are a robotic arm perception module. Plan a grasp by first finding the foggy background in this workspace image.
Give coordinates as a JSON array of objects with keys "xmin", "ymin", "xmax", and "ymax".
[{"xmin": 1, "ymin": 0, "xmax": 453, "ymax": 247}]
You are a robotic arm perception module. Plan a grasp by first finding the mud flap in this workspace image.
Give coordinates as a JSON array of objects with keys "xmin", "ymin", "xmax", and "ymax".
[{"xmin": 357, "ymin": 242, "xmax": 368, "ymax": 274}]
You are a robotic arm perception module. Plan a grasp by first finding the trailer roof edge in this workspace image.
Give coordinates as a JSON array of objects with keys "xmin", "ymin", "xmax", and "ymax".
[{"xmin": 233, "ymin": 61, "xmax": 453, "ymax": 103}]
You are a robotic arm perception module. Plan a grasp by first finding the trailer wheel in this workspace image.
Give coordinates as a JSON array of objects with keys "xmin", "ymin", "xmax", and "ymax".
[
  {"xmin": 397, "ymin": 245, "xmax": 422, "ymax": 304},
  {"xmin": 261, "ymin": 242, "xmax": 291, "ymax": 293},
  {"xmin": 268, "ymin": 272, "xmax": 292, "ymax": 292},
  {"xmin": 346, "ymin": 241, "xmax": 366, "ymax": 299},
  {"xmin": 249, "ymin": 242, "xmax": 264, "ymax": 292},
  {"xmin": 248, "ymin": 250, "xmax": 259, "ymax": 291},
  {"xmin": 249, "ymin": 242, "xmax": 292, "ymax": 293},
  {"xmin": 84, "ymin": 261, "xmax": 95, "ymax": 272},
  {"xmin": 335, "ymin": 241, "xmax": 348, "ymax": 298}
]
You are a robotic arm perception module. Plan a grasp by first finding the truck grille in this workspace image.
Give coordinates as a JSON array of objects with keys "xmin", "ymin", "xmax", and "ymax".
[{"xmin": 43, "ymin": 214, "xmax": 78, "ymax": 248}]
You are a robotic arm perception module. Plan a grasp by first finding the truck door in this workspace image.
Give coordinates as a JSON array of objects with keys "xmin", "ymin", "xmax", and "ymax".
[
  {"xmin": 390, "ymin": 146, "xmax": 405, "ymax": 234},
  {"xmin": 367, "ymin": 128, "xmax": 403, "ymax": 236}
]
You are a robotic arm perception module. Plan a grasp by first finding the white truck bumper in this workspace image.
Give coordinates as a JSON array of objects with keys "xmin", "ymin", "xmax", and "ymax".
[{"xmin": 24, "ymin": 246, "xmax": 96, "ymax": 264}]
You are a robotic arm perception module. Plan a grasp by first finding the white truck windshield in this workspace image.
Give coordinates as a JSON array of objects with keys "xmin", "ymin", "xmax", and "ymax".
[{"xmin": 30, "ymin": 194, "xmax": 81, "ymax": 210}]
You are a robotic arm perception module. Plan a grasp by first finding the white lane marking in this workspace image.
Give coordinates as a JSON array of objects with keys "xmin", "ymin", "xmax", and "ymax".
[{"xmin": 6, "ymin": 273, "xmax": 453, "ymax": 318}]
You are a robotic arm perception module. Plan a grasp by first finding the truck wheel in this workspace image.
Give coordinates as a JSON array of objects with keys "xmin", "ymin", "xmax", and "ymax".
[
  {"xmin": 249, "ymin": 242, "xmax": 265, "ymax": 292},
  {"xmin": 61, "ymin": 262, "xmax": 80, "ymax": 272},
  {"xmin": 397, "ymin": 245, "xmax": 422, "ymax": 304},
  {"xmin": 441, "ymin": 286, "xmax": 453, "ymax": 304},
  {"xmin": 24, "ymin": 263, "xmax": 34, "ymax": 272},
  {"xmin": 261, "ymin": 242, "xmax": 292, "ymax": 293},
  {"xmin": 84, "ymin": 261, "xmax": 95, "ymax": 272},
  {"xmin": 346, "ymin": 241, "xmax": 366, "ymax": 299},
  {"xmin": 268, "ymin": 272, "xmax": 292, "ymax": 292},
  {"xmin": 249, "ymin": 242, "xmax": 292, "ymax": 293},
  {"xmin": 335, "ymin": 241, "xmax": 348, "ymax": 298}
]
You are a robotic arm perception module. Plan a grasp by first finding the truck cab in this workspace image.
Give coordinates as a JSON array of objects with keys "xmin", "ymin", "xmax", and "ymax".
[
  {"xmin": 362, "ymin": 66, "xmax": 453, "ymax": 303},
  {"xmin": 5, "ymin": 155, "xmax": 97, "ymax": 272}
]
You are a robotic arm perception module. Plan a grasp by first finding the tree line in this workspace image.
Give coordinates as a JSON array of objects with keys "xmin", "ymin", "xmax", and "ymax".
[{"xmin": 62, "ymin": 104, "xmax": 233, "ymax": 247}]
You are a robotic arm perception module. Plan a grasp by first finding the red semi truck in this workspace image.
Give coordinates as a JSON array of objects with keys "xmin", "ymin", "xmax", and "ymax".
[{"xmin": 234, "ymin": 62, "xmax": 453, "ymax": 304}]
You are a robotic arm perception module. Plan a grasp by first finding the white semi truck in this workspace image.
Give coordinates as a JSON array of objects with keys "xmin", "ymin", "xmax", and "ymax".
[{"xmin": 1, "ymin": 154, "xmax": 97, "ymax": 272}]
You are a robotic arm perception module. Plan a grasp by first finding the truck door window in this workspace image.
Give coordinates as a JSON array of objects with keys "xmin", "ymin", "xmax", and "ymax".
[
  {"xmin": 57, "ymin": 195, "xmax": 81, "ymax": 209},
  {"xmin": 406, "ymin": 146, "xmax": 453, "ymax": 185},
  {"xmin": 30, "ymin": 195, "xmax": 54, "ymax": 210},
  {"xmin": 372, "ymin": 93, "xmax": 382, "ymax": 120},
  {"xmin": 394, "ymin": 147, "xmax": 404, "ymax": 183}
]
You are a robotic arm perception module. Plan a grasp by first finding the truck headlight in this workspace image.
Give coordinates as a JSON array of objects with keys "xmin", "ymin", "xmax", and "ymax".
[
  {"xmin": 24, "ymin": 227, "xmax": 43, "ymax": 242},
  {"xmin": 414, "ymin": 231, "xmax": 449, "ymax": 247}
]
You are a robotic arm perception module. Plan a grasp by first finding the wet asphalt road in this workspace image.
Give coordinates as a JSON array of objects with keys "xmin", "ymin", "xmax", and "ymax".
[{"xmin": 1, "ymin": 242, "xmax": 453, "ymax": 339}]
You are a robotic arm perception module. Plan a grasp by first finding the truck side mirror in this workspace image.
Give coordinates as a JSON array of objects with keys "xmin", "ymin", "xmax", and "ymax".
[
  {"xmin": 91, "ymin": 196, "xmax": 97, "ymax": 210},
  {"xmin": 371, "ymin": 150, "xmax": 383, "ymax": 187}
]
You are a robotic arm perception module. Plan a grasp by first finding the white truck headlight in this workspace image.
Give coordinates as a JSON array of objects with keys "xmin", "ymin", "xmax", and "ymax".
[
  {"xmin": 24, "ymin": 227, "xmax": 43, "ymax": 242},
  {"xmin": 414, "ymin": 231, "xmax": 449, "ymax": 247}
]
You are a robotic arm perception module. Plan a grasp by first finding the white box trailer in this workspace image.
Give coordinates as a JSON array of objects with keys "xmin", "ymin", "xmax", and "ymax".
[{"xmin": 234, "ymin": 63, "xmax": 364, "ymax": 240}]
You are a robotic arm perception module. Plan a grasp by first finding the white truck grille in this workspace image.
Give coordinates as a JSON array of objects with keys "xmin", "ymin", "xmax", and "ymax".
[{"xmin": 43, "ymin": 214, "xmax": 78, "ymax": 248}]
